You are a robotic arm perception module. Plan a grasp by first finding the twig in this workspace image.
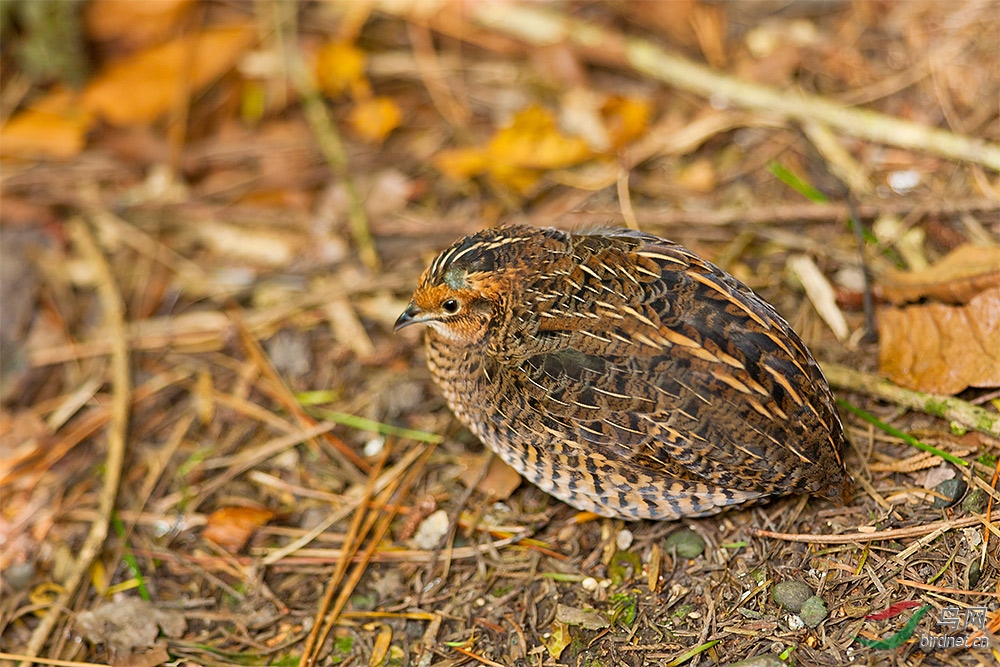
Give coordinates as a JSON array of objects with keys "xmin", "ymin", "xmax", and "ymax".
[
  {"xmin": 449, "ymin": 4, "xmax": 1000, "ymax": 170},
  {"xmin": 846, "ymin": 199, "xmax": 878, "ymax": 343},
  {"xmin": 230, "ymin": 308, "xmax": 370, "ymax": 476},
  {"xmin": 304, "ymin": 443, "xmax": 435, "ymax": 667},
  {"xmin": 450, "ymin": 646, "xmax": 506, "ymax": 667},
  {"xmin": 894, "ymin": 579, "xmax": 1000, "ymax": 598},
  {"xmin": 300, "ymin": 445, "xmax": 391, "ymax": 667},
  {"xmin": 261, "ymin": 444, "xmax": 427, "ymax": 566},
  {"xmin": 788, "ymin": 255, "xmax": 849, "ymax": 341},
  {"xmin": 753, "ymin": 516, "xmax": 980, "ymax": 543},
  {"xmin": 0, "ymin": 653, "xmax": 109, "ymax": 667},
  {"xmin": 546, "ymin": 197, "xmax": 1000, "ymax": 233},
  {"xmin": 616, "ymin": 161, "xmax": 639, "ymax": 230},
  {"xmin": 19, "ymin": 219, "xmax": 131, "ymax": 666},
  {"xmin": 822, "ymin": 362, "xmax": 1000, "ymax": 438},
  {"xmin": 279, "ymin": 4, "xmax": 379, "ymax": 270}
]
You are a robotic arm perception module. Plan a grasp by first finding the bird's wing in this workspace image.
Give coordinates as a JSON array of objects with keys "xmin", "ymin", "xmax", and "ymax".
[{"xmin": 490, "ymin": 232, "xmax": 845, "ymax": 501}]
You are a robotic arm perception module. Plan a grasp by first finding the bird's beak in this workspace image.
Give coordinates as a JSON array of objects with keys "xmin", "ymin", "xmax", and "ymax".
[{"xmin": 393, "ymin": 303, "xmax": 424, "ymax": 331}]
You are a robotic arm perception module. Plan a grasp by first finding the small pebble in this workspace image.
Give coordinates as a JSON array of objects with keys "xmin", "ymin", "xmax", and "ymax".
[
  {"xmin": 663, "ymin": 528, "xmax": 705, "ymax": 559},
  {"xmin": 932, "ymin": 478, "xmax": 966, "ymax": 508},
  {"xmin": 888, "ymin": 170, "xmax": 920, "ymax": 194},
  {"xmin": 581, "ymin": 577, "xmax": 599, "ymax": 592},
  {"xmin": 786, "ymin": 614, "xmax": 805, "ymax": 630},
  {"xmin": 364, "ymin": 437, "xmax": 385, "ymax": 457},
  {"xmin": 772, "ymin": 580, "xmax": 813, "ymax": 613},
  {"xmin": 800, "ymin": 595, "xmax": 828, "ymax": 628},
  {"xmin": 962, "ymin": 488, "xmax": 988, "ymax": 514},
  {"xmin": 4, "ymin": 562, "xmax": 36, "ymax": 590},
  {"xmin": 616, "ymin": 528, "xmax": 634, "ymax": 551},
  {"xmin": 410, "ymin": 509, "xmax": 449, "ymax": 550}
]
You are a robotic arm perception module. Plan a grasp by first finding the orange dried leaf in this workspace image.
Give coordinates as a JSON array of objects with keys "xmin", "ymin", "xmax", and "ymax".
[
  {"xmin": 316, "ymin": 41, "xmax": 369, "ymax": 98},
  {"xmin": 81, "ymin": 26, "xmax": 256, "ymax": 126},
  {"xmin": 486, "ymin": 163, "xmax": 544, "ymax": 194},
  {"xmin": 457, "ymin": 453, "xmax": 522, "ymax": 500},
  {"xmin": 487, "ymin": 105, "xmax": 591, "ymax": 171},
  {"xmin": 369, "ymin": 624, "xmax": 392, "ymax": 667},
  {"xmin": 0, "ymin": 103, "xmax": 90, "ymax": 159},
  {"xmin": 878, "ymin": 286, "xmax": 1000, "ymax": 394},
  {"xmin": 602, "ymin": 95, "xmax": 651, "ymax": 148},
  {"xmin": 434, "ymin": 147, "xmax": 489, "ymax": 181},
  {"xmin": 349, "ymin": 96, "xmax": 402, "ymax": 143},
  {"xmin": 85, "ymin": 0, "xmax": 196, "ymax": 46},
  {"xmin": 435, "ymin": 106, "xmax": 593, "ymax": 193},
  {"xmin": 203, "ymin": 506, "xmax": 274, "ymax": 552},
  {"xmin": 880, "ymin": 244, "xmax": 1000, "ymax": 305}
]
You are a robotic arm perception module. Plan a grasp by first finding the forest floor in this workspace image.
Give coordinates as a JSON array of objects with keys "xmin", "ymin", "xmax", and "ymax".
[{"xmin": 1, "ymin": 2, "xmax": 998, "ymax": 666}]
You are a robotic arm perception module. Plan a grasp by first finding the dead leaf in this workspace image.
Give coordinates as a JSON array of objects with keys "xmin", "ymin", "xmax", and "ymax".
[
  {"xmin": 542, "ymin": 619, "xmax": 572, "ymax": 660},
  {"xmin": 489, "ymin": 105, "xmax": 592, "ymax": 171},
  {"xmin": 880, "ymin": 244, "xmax": 1000, "ymax": 305},
  {"xmin": 195, "ymin": 219, "xmax": 301, "ymax": 266},
  {"xmin": 434, "ymin": 147, "xmax": 490, "ymax": 184},
  {"xmin": 76, "ymin": 597, "xmax": 186, "ymax": 653},
  {"xmin": 917, "ymin": 463, "xmax": 955, "ymax": 489},
  {"xmin": 878, "ymin": 286, "xmax": 1000, "ymax": 394},
  {"xmin": 369, "ymin": 623, "xmax": 392, "ymax": 667},
  {"xmin": 0, "ymin": 90, "xmax": 91, "ymax": 159},
  {"xmin": 82, "ymin": 26, "xmax": 256, "ymax": 126},
  {"xmin": 675, "ymin": 157, "xmax": 717, "ymax": 193},
  {"xmin": 689, "ymin": 0, "xmax": 728, "ymax": 68},
  {"xmin": 555, "ymin": 603, "xmax": 610, "ymax": 630},
  {"xmin": 316, "ymin": 41, "xmax": 369, "ymax": 98},
  {"xmin": 602, "ymin": 95, "xmax": 651, "ymax": 148},
  {"xmin": 456, "ymin": 453, "xmax": 522, "ymax": 500},
  {"xmin": 85, "ymin": 0, "xmax": 196, "ymax": 47},
  {"xmin": 349, "ymin": 96, "xmax": 402, "ymax": 143},
  {"xmin": 435, "ymin": 105, "xmax": 592, "ymax": 193},
  {"xmin": 113, "ymin": 642, "xmax": 170, "ymax": 667},
  {"xmin": 203, "ymin": 506, "xmax": 274, "ymax": 552}
]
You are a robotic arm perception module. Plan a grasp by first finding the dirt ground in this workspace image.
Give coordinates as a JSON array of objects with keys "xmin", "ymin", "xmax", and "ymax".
[{"xmin": 1, "ymin": 2, "xmax": 998, "ymax": 666}]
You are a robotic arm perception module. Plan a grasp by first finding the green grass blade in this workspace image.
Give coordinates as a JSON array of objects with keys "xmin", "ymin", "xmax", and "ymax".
[{"xmin": 836, "ymin": 398, "xmax": 967, "ymax": 467}]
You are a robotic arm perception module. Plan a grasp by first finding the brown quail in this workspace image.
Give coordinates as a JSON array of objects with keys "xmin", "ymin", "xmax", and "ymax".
[{"xmin": 395, "ymin": 225, "xmax": 848, "ymax": 520}]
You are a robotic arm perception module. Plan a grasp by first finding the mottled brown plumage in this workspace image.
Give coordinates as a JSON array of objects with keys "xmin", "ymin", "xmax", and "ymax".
[{"xmin": 395, "ymin": 226, "xmax": 848, "ymax": 520}]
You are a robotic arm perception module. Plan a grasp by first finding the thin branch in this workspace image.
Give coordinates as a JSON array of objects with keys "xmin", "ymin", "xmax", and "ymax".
[
  {"xmin": 753, "ymin": 516, "xmax": 980, "ymax": 544},
  {"xmin": 449, "ymin": 3, "xmax": 1000, "ymax": 170},
  {"xmin": 19, "ymin": 219, "xmax": 131, "ymax": 666},
  {"xmin": 822, "ymin": 362, "xmax": 1000, "ymax": 439}
]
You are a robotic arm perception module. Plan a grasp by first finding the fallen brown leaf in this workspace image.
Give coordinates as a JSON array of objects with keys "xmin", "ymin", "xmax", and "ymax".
[
  {"xmin": 880, "ymin": 243, "xmax": 1000, "ymax": 305},
  {"xmin": 316, "ymin": 40, "xmax": 370, "ymax": 98},
  {"xmin": 76, "ymin": 597, "xmax": 186, "ymax": 655},
  {"xmin": 349, "ymin": 96, "xmax": 402, "ymax": 143},
  {"xmin": 457, "ymin": 453, "xmax": 523, "ymax": 501},
  {"xmin": 436, "ymin": 105, "xmax": 592, "ymax": 193},
  {"xmin": 85, "ymin": 0, "xmax": 196, "ymax": 48},
  {"xmin": 203, "ymin": 506, "xmax": 275, "ymax": 552},
  {"xmin": 82, "ymin": 26, "xmax": 256, "ymax": 126},
  {"xmin": 0, "ymin": 90, "xmax": 90, "ymax": 159},
  {"xmin": 878, "ymin": 286, "xmax": 1000, "ymax": 394}
]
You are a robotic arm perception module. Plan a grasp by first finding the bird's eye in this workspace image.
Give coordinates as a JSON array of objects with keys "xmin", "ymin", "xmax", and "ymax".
[{"xmin": 442, "ymin": 298, "xmax": 461, "ymax": 314}]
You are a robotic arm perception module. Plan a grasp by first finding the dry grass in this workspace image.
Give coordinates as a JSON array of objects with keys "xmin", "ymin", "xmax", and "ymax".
[{"xmin": 1, "ymin": 2, "xmax": 998, "ymax": 666}]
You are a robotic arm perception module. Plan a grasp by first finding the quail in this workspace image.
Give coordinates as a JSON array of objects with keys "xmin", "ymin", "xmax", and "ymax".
[{"xmin": 395, "ymin": 225, "xmax": 848, "ymax": 520}]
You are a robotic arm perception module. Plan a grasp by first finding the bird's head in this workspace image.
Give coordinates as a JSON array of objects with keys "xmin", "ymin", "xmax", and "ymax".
[{"xmin": 394, "ymin": 226, "xmax": 561, "ymax": 346}]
